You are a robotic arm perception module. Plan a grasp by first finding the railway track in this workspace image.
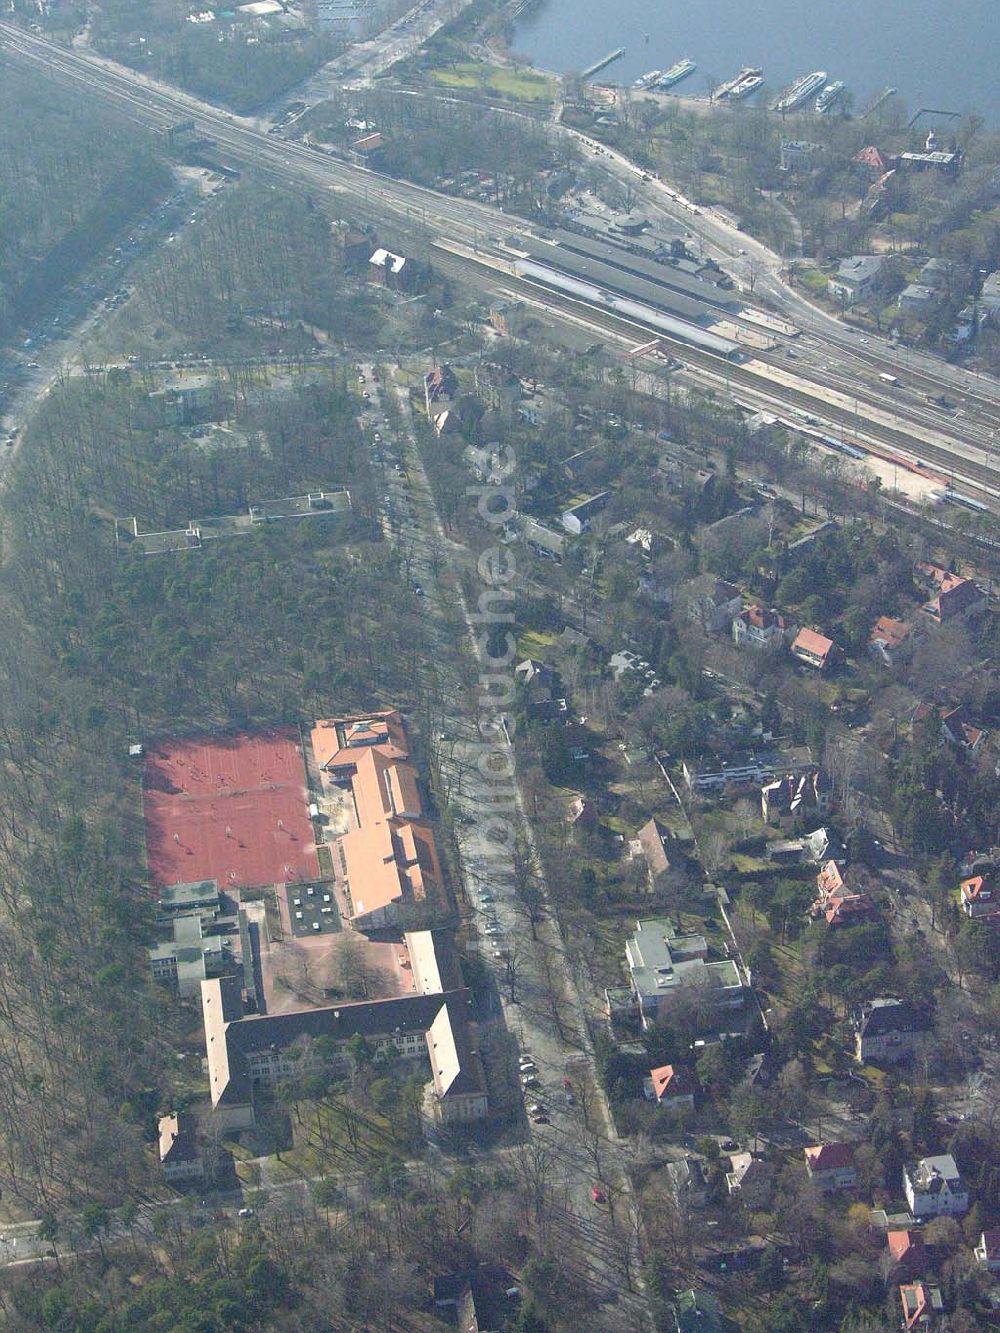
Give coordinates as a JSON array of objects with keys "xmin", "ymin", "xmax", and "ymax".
[
  {"xmin": 3, "ymin": 22, "xmax": 999, "ymax": 506},
  {"xmin": 472, "ymin": 267, "xmax": 1000, "ymax": 504}
]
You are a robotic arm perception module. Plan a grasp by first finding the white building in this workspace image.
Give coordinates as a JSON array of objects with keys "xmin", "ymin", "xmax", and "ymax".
[{"xmin": 904, "ymin": 1155, "xmax": 969, "ymax": 1219}]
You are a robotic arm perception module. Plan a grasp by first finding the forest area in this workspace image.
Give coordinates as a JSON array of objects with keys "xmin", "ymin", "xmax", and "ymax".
[
  {"xmin": 0, "ymin": 64, "xmax": 167, "ymax": 347},
  {"xmin": 0, "ymin": 159, "xmax": 450, "ymax": 1237}
]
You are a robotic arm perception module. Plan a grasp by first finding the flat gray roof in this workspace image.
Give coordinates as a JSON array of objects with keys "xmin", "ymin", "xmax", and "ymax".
[
  {"xmin": 516, "ymin": 239, "xmax": 713, "ymax": 324},
  {"xmin": 549, "ymin": 230, "xmax": 740, "ymax": 312}
]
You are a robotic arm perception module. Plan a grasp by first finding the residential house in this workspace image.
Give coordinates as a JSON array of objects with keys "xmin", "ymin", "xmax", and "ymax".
[
  {"xmin": 904, "ymin": 1155, "xmax": 969, "ymax": 1219},
  {"xmin": 898, "ymin": 148, "xmax": 960, "ymax": 175},
  {"xmin": 813, "ymin": 860, "xmax": 877, "ymax": 927},
  {"xmin": 561, "ymin": 491, "xmax": 610, "ymax": 535},
  {"xmin": 683, "ymin": 747, "xmax": 815, "ymax": 796},
  {"xmin": 350, "ymin": 131, "xmax": 384, "ymax": 164},
  {"xmin": 974, "ymin": 1229, "xmax": 1000, "ymax": 1274},
  {"xmin": 666, "ymin": 1158, "xmax": 709, "ymax": 1209},
  {"xmin": 919, "ymin": 569, "xmax": 984, "ymax": 624},
  {"xmin": 630, "ymin": 816, "xmax": 676, "ymax": 887},
  {"xmin": 368, "ymin": 248, "xmax": 409, "ymax": 290},
  {"xmin": 726, "ymin": 1152, "xmax": 774, "ymax": 1209},
  {"xmin": 804, "ymin": 1143, "xmax": 857, "ymax": 1192},
  {"xmin": 960, "ymin": 860, "xmax": 999, "ymax": 918},
  {"xmin": 689, "ymin": 576, "xmax": 744, "ymax": 633},
  {"xmin": 761, "ymin": 769, "xmax": 831, "ymax": 828},
  {"xmin": 898, "ymin": 283, "xmax": 939, "ymax": 313},
  {"xmin": 805, "ymin": 826, "xmax": 846, "ymax": 864},
  {"xmin": 766, "ymin": 838, "xmax": 808, "ymax": 865},
  {"xmin": 883, "ymin": 1229, "xmax": 927, "ymax": 1282},
  {"xmin": 869, "ymin": 616, "xmax": 911, "ymax": 666},
  {"xmin": 566, "ymin": 795, "xmax": 598, "ymax": 831},
  {"xmin": 515, "ymin": 658, "xmax": 555, "ymax": 689},
  {"xmin": 854, "ymin": 145, "xmax": 887, "ymax": 182},
  {"xmin": 941, "ymin": 704, "xmax": 987, "ymax": 752},
  {"xmin": 432, "ymin": 1270, "xmax": 518, "ymax": 1332},
  {"xmin": 919, "ymin": 258, "xmax": 954, "ymax": 290},
  {"xmin": 158, "ymin": 1111, "xmax": 203, "ymax": 1182},
  {"xmin": 622, "ymin": 918, "xmax": 744, "ymax": 1030},
  {"xmin": 853, "ymin": 998, "xmax": 929, "ymax": 1065},
  {"xmin": 732, "ymin": 604, "xmax": 787, "ymax": 650},
  {"xmin": 432, "ymin": 407, "xmax": 462, "ymax": 437},
  {"xmin": 828, "ymin": 255, "xmax": 887, "ymax": 307},
  {"xmin": 790, "ymin": 627, "xmax": 836, "ymax": 671},
  {"xmin": 647, "ymin": 1064, "xmax": 697, "ymax": 1110},
  {"xmin": 744, "ymin": 1051, "xmax": 777, "ymax": 1088},
  {"xmin": 475, "ymin": 361, "xmax": 523, "ymax": 410},
  {"xmin": 899, "ymin": 1282, "xmax": 945, "ymax": 1330},
  {"xmin": 519, "ymin": 516, "xmax": 566, "ymax": 562},
  {"xmin": 423, "ymin": 364, "xmax": 458, "ymax": 418}
]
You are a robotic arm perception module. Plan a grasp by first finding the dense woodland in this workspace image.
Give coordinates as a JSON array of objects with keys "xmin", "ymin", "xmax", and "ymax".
[{"xmin": 0, "ymin": 64, "xmax": 167, "ymax": 347}]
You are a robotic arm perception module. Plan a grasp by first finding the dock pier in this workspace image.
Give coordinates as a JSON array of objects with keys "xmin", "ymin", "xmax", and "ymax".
[
  {"xmin": 582, "ymin": 47, "xmax": 625, "ymax": 80},
  {"xmin": 863, "ymin": 86, "xmax": 898, "ymax": 118}
]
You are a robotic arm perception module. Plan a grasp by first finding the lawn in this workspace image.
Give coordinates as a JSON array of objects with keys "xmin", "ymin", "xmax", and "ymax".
[
  {"xmin": 518, "ymin": 629, "xmax": 559, "ymax": 658},
  {"xmin": 430, "ymin": 62, "xmax": 556, "ymax": 103}
]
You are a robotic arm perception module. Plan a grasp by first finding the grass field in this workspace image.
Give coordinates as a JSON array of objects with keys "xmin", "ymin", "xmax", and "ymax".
[{"xmin": 430, "ymin": 62, "xmax": 555, "ymax": 103}]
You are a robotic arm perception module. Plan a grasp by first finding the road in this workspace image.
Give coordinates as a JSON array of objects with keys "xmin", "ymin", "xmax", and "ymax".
[
  {"xmin": 296, "ymin": 0, "xmax": 475, "ymax": 99},
  {"xmin": 364, "ymin": 365, "xmax": 649, "ymax": 1325},
  {"xmin": 2, "ymin": 21, "xmax": 999, "ymax": 504}
]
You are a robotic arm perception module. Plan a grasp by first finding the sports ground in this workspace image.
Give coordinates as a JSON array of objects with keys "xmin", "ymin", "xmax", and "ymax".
[{"xmin": 144, "ymin": 728, "xmax": 320, "ymax": 890}]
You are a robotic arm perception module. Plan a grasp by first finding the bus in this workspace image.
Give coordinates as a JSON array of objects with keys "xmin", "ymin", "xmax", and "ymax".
[{"xmin": 879, "ymin": 372, "xmax": 899, "ymax": 385}]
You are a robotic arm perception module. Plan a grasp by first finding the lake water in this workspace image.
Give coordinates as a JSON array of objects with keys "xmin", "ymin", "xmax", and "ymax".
[{"xmin": 513, "ymin": 0, "xmax": 1000, "ymax": 126}]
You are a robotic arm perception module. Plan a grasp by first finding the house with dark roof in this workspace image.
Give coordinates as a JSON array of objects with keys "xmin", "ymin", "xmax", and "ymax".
[
  {"xmin": 423, "ymin": 364, "xmax": 458, "ymax": 417},
  {"xmin": 883, "ymin": 1229, "xmax": 926, "ymax": 1281},
  {"xmin": 919, "ymin": 571, "xmax": 984, "ymax": 624},
  {"xmin": 201, "ymin": 978, "xmax": 487, "ymax": 1131},
  {"xmin": 158, "ymin": 1111, "xmax": 203, "ymax": 1182},
  {"xmin": 689, "ymin": 576, "xmax": 744, "ymax": 633},
  {"xmin": 725, "ymin": 1152, "xmax": 774, "ymax": 1209},
  {"xmin": 561, "ymin": 491, "xmax": 610, "ymax": 535},
  {"xmin": 519, "ymin": 515, "xmax": 567, "ymax": 562},
  {"xmin": 646, "ymin": 1064, "xmax": 697, "ymax": 1109},
  {"xmin": 732, "ymin": 604, "xmax": 787, "ymax": 650},
  {"xmin": 630, "ymin": 816, "xmax": 676, "ymax": 886},
  {"xmin": 941, "ymin": 704, "xmax": 987, "ymax": 752},
  {"xmin": 961, "ymin": 859, "xmax": 999, "ymax": 918},
  {"xmin": 761, "ymin": 770, "xmax": 831, "ymax": 829},
  {"xmin": 973, "ymin": 1228, "xmax": 1000, "ymax": 1274},
  {"xmin": 828, "ymin": 254, "xmax": 888, "ymax": 306},
  {"xmin": 904, "ymin": 1154, "xmax": 969, "ymax": 1219},
  {"xmin": 853, "ymin": 998, "xmax": 929, "ymax": 1065},
  {"xmin": 805, "ymin": 826, "xmax": 845, "ymax": 864},
  {"xmin": 672, "ymin": 1287, "xmax": 734, "ymax": 1333},
  {"xmin": 433, "ymin": 1268, "xmax": 519, "ymax": 1332},
  {"xmin": 804, "ymin": 1142, "xmax": 857, "ymax": 1192}
]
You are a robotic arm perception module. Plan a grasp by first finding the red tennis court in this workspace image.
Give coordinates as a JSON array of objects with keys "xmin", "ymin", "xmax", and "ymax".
[{"xmin": 144, "ymin": 729, "xmax": 320, "ymax": 890}]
